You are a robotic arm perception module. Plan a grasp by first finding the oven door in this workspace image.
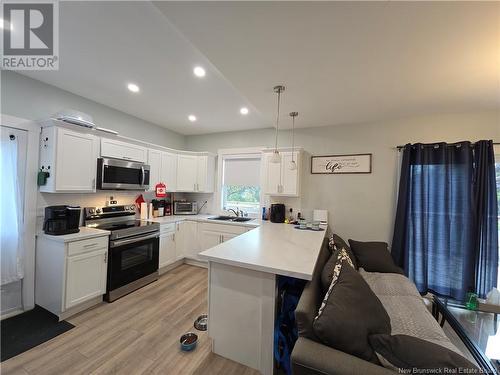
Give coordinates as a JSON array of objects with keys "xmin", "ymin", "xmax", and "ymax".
[
  {"xmin": 97, "ymin": 158, "xmax": 150, "ymax": 190},
  {"xmin": 108, "ymin": 232, "xmax": 159, "ymax": 292}
]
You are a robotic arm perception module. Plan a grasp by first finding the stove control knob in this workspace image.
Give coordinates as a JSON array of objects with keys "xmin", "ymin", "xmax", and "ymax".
[
  {"xmin": 129, "ymin": 205, "xmax": 135, "ymax": 211},
  {"xmin": 96, "ymin": 208, "xmax": 102, "ymax": 214},
  {"xmin": 89, "ymin": 208, "xmax": 95, "ymax": 214},
  {"xmin": 125, "ymin": 206, "xmax": 130, "ymax": 211}
]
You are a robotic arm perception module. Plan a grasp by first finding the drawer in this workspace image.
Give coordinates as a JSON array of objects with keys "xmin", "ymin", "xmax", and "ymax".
[
  {"xmin": 160, "ymin": 223, "xmax": 176, "ymax": 234},
  {"xmin": 201, "ymin": 222, "xmax": 247, "ymax": 235},
  {"xmin": 68, "ymin": 236, "xmax": 108, "ymax": 256}
]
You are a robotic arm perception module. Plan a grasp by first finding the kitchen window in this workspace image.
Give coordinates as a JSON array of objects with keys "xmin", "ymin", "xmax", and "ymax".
[{"xmin": 221, "ymin": 155, "xmax": 261, "ymax": 217}]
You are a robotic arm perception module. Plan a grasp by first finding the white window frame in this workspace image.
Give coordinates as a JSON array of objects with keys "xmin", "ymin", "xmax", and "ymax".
[{"xmin": 216, "ymin": 147, "xmax": 265, "ymax": 218}]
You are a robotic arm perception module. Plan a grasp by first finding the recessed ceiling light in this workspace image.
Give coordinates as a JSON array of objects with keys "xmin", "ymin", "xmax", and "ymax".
[
  {"xmin": 188, "ymin": 115, "xmax": 197, "ymax": 122},
  {"xmin": 127, "ymin": 83, "xmax": 140, "ymax": 93},
  {"xmin": 240, "ymin": 107, "xmax": 249, "ymax": 115},
  {"xmin": 193, "ymin": 66, "xmax": 206, "ymax": 78}
]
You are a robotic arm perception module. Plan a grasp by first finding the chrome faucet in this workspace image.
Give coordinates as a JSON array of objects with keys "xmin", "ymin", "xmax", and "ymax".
[{"xmin": 226, "ymin": 208, "xmax": 240, "ymax": 217}]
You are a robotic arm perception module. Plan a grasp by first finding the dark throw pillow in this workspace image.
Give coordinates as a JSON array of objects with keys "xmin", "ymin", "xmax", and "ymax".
[
  {"xmin": 313, "ymin": 260, "xmax": 391, "ymax": 362},
  {"xmin": 369, "ymin": 334, "xmax": 479, "ymax": 372},
  {"xmin": 348, "ymin": 239, "xmax": 404, "ymax": 274},
  {"xmin": 328, "ymin": 234, "xmax": 358, "ymax": 269}
]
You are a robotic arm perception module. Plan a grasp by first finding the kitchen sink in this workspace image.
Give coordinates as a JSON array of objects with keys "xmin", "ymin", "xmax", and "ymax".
[
  {"xmin": 208, "ymin": 216, "xmax": 235, "ymax": 221},
  {"xmin": 231, "ymin": 217, "xmax": 253, "ymax": 222},
  {"xmin": 208, "ymin": 216, "xmax": 254, "ymax": 222}
]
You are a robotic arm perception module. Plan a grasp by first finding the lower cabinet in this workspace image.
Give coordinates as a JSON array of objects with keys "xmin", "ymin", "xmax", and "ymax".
[
  {"xmin": 158, "ymin": 220, "xmax": 253, "ymax": 267},
  {"xmin": 159, "ymin": 225, "xmax": 177, "ymax": 268},
  {"xmin": 65, "ymin": 249, "xmax": 107, "ymax": 309},
  {"xmin": 35, "ymin": 234, "xmax": 109, "ymax": 320}
]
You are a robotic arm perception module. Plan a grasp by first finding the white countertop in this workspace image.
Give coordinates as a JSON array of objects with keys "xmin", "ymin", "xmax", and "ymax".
[
  {"xmin": 148, "ymin": 214, "xmax": 261, "ymax": 228},
  {"xmin": 37, "ymin": 227, "xmax": 110, "ymax": 243},
  {"xmin": 199, "ymin": 221, "xmax": 327, "ymax": 280}
]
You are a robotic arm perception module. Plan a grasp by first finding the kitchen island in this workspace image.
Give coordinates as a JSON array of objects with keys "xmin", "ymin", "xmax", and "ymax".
[{"xmin": 199, "ymin": 221, "xmax": 327, "ymax": 375}]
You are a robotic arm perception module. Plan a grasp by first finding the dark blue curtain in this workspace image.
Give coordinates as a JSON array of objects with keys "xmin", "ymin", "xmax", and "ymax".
[{"xmin": 392, "ymin": 141, "xmax": 498, "ymax": 300}]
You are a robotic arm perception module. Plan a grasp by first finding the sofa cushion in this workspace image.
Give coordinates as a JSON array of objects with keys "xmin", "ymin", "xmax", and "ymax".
[
  {"xmin": 328, "ymin": 234, "xmax": 358, "ymax": 269},
  {"xmin": 369, "ymin": 334, "xmax": 478, "ymax": 372},
  {"xmin": 348, "ymin": 239, "xmax": 404, "ymax": 274},
  {"xmin": 320, "ymin": 247, "xmax": 357, "ymax": 292},
  {"xmin": 313, "ymin": 261, "xmax": 391, "ymax": 362},
  {"xmin": 359, "ymin": 269, "xmax": 420, "ymax": 297}
]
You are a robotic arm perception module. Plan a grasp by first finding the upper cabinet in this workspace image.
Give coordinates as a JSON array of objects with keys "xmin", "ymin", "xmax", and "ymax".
[
  {"xmin": 101, "ymin": 138, "xmax": 147, "ymax": 163},
  {"xmin": 148, "ymin": 149, "xmax": 178, "ymax": 192},
  {"xmin": 39, "ymin": 126, "xmax": 99, "ymax": 193},
  {"xmin": 262, "ymin": 151, "xmax": 302, "ymax": 197},
  {"xmin": 177, "ymin": 154, "xmax": 215, "ymax": 193}
]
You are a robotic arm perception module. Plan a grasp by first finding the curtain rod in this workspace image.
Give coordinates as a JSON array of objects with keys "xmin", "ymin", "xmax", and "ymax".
[{"xmin": 396, "ymin": 142, "xmax": 499, "ymax": 150}]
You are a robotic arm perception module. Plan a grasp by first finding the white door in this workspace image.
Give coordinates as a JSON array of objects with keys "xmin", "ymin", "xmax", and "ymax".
[
  {"xmin": 0, "ymin": 126, "xmax": 27, "ymax": 316},
  {"xmin": 65, "ymin": 249, "xmax": 107, "ymax": 309},
  {"xmin": 281, "ymin": 152, "xmax": 299, "ymax": 196},
  {"xmin": 159, "ymin": 232, "xmax": 176, "ymax": 268},
  {"xmin": 148, "ymin": 149, "xmax": 162, "ymax": 191},
  {"xmin": 100, "ymin": 138, "xmax": 147, "ymax": 162},
  {"xmin": 264, "ymin": 153, "xmax": 281, "ymax": 194},
  {"xmin": 161, "ymin": 152, "xmax": 177, "ymax": 192},
  {"xmin": 56, "ymin": 128, "xmax": 98, "ymax": 192},
  {"xmin": 177, "ymin": 155, "xmax": 198, "ymax": 191},
  {"xmin": 196, "ymin": 156, "xmax": 208, "ymax": 192},
  {"xmin": 199, "ymin": 230, "xmax": 222, "ymax": 251}
]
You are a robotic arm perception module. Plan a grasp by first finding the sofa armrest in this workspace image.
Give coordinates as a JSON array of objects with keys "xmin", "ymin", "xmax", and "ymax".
[{"xmin": 291, "ymin": 337, "xmax": 394, "ymax": 375}]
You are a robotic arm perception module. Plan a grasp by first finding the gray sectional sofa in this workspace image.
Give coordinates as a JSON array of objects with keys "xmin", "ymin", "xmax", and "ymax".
[{"xmin": 291, "ymin": 239, "xmax": 469, "ymax": 375}]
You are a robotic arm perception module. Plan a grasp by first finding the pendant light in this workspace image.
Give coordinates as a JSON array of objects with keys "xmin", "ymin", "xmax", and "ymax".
[
  {"xmin": 289, "ymin": 111, "xmax": 298, "ymax": 170},
  {"xmin": 270, "ymin": 85, "xmax": 285, "ymax": 163}
]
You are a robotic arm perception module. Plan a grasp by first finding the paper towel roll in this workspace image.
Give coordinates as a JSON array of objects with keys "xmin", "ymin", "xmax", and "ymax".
[
  {"xmin": 148, "ymin": 203, "xmax": 153, "ymax": 220},
  {"xmin": 140, "ymin": 202, "xmax": 147, "ymax": 220}
]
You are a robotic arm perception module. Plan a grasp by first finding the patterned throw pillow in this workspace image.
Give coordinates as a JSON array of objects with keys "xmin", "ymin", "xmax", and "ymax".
[{"xmin": 316, "ymin": 248, "xmax": 355, "ymax": 320}]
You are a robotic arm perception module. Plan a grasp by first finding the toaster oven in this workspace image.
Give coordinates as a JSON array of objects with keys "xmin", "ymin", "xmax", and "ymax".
[{"xmin": 173, "ymin": 201, "xmax": 198, "ymax": 215}]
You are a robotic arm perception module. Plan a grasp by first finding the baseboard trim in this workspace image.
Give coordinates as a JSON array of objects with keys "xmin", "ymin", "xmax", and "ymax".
[
  {"xmin": 1, "ymin": 308, "xmax": 25, "ymax": 320},
  {"xmin": 159, "ymin": 259, "xmax": 184, "ymax": 275},
  {"xmin": 184, "ymin": 258, "xmax": 208, "ymax": 268},
  {"xmin": 59, "ymin": 296, "xmax": 103, "ymax": 321}
]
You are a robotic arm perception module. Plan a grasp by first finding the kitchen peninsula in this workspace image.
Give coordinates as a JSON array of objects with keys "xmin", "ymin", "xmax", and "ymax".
[{"xmin": 200, "ymin": 221, "xmax": 327, "ymax": 375}]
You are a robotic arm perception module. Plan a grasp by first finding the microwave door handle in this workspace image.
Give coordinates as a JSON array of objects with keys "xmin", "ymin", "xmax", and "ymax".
[
  {"xmin": 110, "ymin": 232, "xmax": 159, "ymax": 248},
  {"xmin": 141, "ymin": 165, "xmax": 145, "ymax": 186}
]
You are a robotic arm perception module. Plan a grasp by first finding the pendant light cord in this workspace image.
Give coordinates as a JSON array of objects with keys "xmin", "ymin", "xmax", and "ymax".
[{"xmin": 291, "ymin": 114, "xmax": 295, "ymax": 162}]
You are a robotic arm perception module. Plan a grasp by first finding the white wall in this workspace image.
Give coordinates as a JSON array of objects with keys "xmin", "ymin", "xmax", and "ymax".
[
  {"xmin": 185, "ymin": 111, "xmax": 500, "ymax": 243},
  {"xmin": 1, "ymin": 71, "xmax": 186, "ymax": 149}
]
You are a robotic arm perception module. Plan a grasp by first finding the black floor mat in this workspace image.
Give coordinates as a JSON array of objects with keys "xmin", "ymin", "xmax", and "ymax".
[{"xmin": 1, "ymin": 305, "xmax": 74, "ymax": 361}]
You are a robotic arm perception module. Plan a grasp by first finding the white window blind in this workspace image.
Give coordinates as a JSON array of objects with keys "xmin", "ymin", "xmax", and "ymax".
[{"xmin": 223, "ymin": 157, "xmax": 260, "ymax": 186}]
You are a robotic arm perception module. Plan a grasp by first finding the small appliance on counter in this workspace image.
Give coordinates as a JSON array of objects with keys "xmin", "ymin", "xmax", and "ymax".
[
  {"xmin": 270, "ymin": 203, "xmax": 286, "ymax": 223},
  {"xmin": 173, "ymin": 201, "xmax": 198, "ymax": 215},
  {"xmin": 43, "ymin": 205, "xmax": 81, "ymax": 235}
]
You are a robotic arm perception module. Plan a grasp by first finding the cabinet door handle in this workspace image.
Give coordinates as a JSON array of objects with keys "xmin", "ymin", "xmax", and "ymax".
[{"xmin": 83, "ymin": 242, "xmax": 98, "ymax": 248}]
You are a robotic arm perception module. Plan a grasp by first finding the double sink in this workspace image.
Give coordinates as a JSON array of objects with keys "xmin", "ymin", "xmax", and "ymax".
[{"xmin": 208, "ymin": 215, "xmax": 254, "ymax": 223}]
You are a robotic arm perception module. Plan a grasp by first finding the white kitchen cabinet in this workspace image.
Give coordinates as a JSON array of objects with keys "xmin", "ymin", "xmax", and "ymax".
[
  {"xmin": 39, "ymin": 126, "xmax": 99, "ymax": 193},
  {"xmin": 262, "ymin": 151, "xmax": 301, "ymax": 197},
  {"xmin": 198, "ymin": 222, "xmax": 248, "ymax": 256},
  {"xmin": 148, "ymin": 150, "xmax": 178, "ymax": 192},
  {"xmin": 177, "ymin": 154, "xmax": 215, "ymax": 192},
  {"xmin": 176, "ymin": 221, "xmax": 199, "ymax": 259},
  {"xmin": 35, "ymin": 234, "xmax": 109, "ymax": 320},
  {"xmin": 101, "ymin": 138, "xmax": 147, "ymax": 162},
  {"xmin": 65, "ymin": 249, "xmax": 107, "ymax": 309},
  {"xmin": 148, "ymin": 149, "xmax": 162, "ymax": 191},
  {"xmin": 159, "ymin": 231, "xmax": 176, "ymax": 268},
  {"xmin": 160, "ymin": 152, "xmax": 177, "ymax": 192},
  {"xmin": 177, "ymin": 155, "xmax": 198, "ymax": 191}
]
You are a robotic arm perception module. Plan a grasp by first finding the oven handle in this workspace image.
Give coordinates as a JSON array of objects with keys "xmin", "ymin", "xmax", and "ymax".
[{"xmin": 110, "ymin": 232, "xmax": 159, "ymax": 248}]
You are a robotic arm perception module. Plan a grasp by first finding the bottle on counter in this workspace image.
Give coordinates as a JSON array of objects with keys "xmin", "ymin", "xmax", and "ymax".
[
  {"xmin": 262, "ymin": 207, "xmax": 267, "ymax": 220},
  {"xmin": 158, "ymin": 200, "xmax": 165, "ymax": 216}
]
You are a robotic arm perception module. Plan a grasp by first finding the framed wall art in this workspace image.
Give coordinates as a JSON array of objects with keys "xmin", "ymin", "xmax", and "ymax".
[{"xmin": 311, "ymin": 153, "xmax": 372, "ymax": 174}]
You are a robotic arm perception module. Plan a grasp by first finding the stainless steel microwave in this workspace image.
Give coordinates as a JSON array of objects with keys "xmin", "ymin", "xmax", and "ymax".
[
  {"xmin": 97, "ymin": 158, "xmax": 150, "ymax": 190},
  {"xmin": 173, "ymin": 201, "xmax": 198, "ymax": 215}
]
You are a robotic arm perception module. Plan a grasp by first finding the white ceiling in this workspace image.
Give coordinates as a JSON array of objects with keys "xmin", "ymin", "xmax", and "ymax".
[{"xmin": 21, "ymin": 1, "xmax": 500, "ymax": 135}]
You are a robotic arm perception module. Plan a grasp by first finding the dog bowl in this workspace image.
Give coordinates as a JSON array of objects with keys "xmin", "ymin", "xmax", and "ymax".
[
  {"xmin": 180, "ymin": 332, "xmax": 198, "ymax": 351},
  {"xmin": 194, "ymin": 314, "xmax": 208, "ymax": 331}
]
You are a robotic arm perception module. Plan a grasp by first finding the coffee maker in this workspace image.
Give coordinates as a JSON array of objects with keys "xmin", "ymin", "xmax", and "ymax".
[
  {"xmin": 43, "ymin": 206, "xmax": 81, "ymax": 235},
  {"xmin": 270, "ymin": 203, "xmax": 286, "ymax": 223}
]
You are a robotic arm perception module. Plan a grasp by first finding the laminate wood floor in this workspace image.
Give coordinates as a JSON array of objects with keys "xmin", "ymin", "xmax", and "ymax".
[{"xmin": 1, "ymin": 264, "xmax": 260, "ymax": 375}]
